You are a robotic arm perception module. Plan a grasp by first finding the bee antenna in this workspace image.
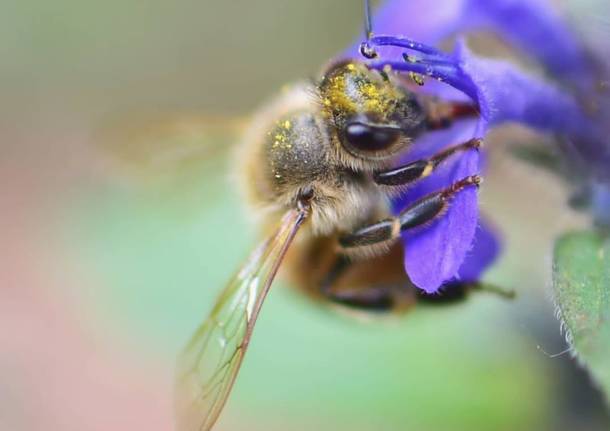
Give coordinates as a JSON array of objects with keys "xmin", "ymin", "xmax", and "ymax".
[
  {"xmin": 360, "ymin": 0, "xmax": 378, "ymax": 59},
  {"xmin": 364, "ymin": 0, "xmax": 373, "ymax": 40}
]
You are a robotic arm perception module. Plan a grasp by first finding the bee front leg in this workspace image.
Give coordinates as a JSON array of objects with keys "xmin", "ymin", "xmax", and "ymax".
[
  {"xmin": 373, "ymin": 138, "xmax": 482, "ymax": 187},
  {"xmin": 340, "ymin": 175, "xmax": 481, "ymax": 249}
]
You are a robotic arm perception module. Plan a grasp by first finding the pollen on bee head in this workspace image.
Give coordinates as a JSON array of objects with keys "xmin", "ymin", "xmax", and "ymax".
[{"xmin": 362, "ymin": 83, "xmax": 380, "ymax": 98}]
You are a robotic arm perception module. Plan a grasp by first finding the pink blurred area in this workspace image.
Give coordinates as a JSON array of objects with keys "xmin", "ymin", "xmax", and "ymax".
[{"xmin": 0, "ymin": 126, "xmax": 172, "ymax": 431}]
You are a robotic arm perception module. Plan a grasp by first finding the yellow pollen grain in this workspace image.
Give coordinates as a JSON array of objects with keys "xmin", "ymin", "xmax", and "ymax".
[
  {"xmin": 283, "ymin": 120, "xmax": 291, "ymax": 129},
  {"xmin": 346, "ymin": 63, "xmax": 356, "ymax": 71},
  {"xmin": 325, "ymin": 75, "xmax": 356, "ymax": 112},
  {"xmin": 362, "ymin": 84, "xmax": 379, "ymax": 98},
  {"xmin": 391, "ymin": 219, "xmax": 401, "ymax": 238},
  {"xmin": 422, "ymin": 163, "xmax": 434, "ymax": 177},
  {"xmin": 365, "ymin": 99, "xmax": 381, "ymax": 111}
]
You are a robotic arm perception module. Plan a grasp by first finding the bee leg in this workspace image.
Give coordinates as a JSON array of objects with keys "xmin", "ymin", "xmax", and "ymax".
[
  {"xmin": 374, "ymin": 138, "xmax": 481, "ymax": 187},
  {"xmin": 318, "ymin": 249, "xmax": 415, "ymax": 312},
  {"xmin": 417, "ymin": 281, "xmax": 515, "ymax": 305},
  {"xmin": 323, "ymin": 282, "xmax": 397, "ymax": 311},
  {"xmin": 464, "ymin": 282, "xmax": 516, "ymax": 299},
  {"xmin": 319, "ymin": 254, "xmax": 351, "ymax": 292},
  {"xmin": 340, "ymin": 175, "xmax": 481, "ymax": 249},
  {"xmin": 318, "ymin": 255, "xmax": 393, "ymax": 311},
  {"xmin": 285, "ymin": 233, "xmax": 415, "ymax": 312}
]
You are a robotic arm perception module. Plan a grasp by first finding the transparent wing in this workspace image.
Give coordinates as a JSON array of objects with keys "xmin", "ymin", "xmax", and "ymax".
[
  {"xmin": 95, "ymin": 115, "xmax": 246, "ymax": 183},
  {"xmin": 175, "ymin": 208, "xmax": 308, "ymax": 431}
]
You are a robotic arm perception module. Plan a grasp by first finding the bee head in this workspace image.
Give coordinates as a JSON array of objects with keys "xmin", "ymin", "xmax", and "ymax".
[{"xmin": 318, "ymin": 61, "xmax": 425, "ymax": 164}]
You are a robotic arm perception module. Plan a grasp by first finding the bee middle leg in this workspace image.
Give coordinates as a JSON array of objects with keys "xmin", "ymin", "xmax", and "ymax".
[
  {"xmin": 284, "ymin": 235, "xmax": 417, "ymax": 313},
  {"xmin": 340, "ymin": 175, "xmax": 481, "ymax": 250}
]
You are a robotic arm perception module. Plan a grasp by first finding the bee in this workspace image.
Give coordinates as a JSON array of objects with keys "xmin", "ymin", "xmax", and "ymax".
[
  {"xmin": 173, "ymin": 3, "xmax": 509, "ymax": 431},
  {"xmin": 174, "ymin": 52, "xmax": 491, "ymax": 431}
]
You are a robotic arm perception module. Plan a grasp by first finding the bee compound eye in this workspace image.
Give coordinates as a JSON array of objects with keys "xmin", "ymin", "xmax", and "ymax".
[{"xmin": 344, "ymin": 121, "xmax": 400, "ymax": 153}]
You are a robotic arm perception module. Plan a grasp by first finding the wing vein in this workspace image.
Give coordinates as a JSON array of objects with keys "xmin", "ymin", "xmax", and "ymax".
[{"xmin": 175, "ymin": 207, "xmax": 308, "ymax": 431}]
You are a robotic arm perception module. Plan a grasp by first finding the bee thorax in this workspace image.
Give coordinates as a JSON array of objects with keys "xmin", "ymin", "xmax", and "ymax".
[{"xmin": 237, "ymin": 83, "xmax": 383, "ymax": 237}]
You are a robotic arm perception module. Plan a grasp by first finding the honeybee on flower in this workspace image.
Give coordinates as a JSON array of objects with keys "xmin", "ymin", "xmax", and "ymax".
[{"xmin": 167, "ymin": 1, "xmax": 610, "ymax": 430}]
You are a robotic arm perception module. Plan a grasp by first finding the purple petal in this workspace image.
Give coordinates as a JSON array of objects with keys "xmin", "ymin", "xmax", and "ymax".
[
  {"xmin": 385, "ymin": 42, "xmax": 595, "ymax": 291},
  {"xmin": 452, "ymin": 42, "xmax": 607, "ymax": 176},
  {"xmin": 464, "ymin": 0, "xmax": 593, "ymax": 88},
  {"xmin": 365, "ymin": 39, "xmax": 597, "ymax": 139},
  {"xmin": 454, "ymin": 41, "xmax": 598, "ymax": 139},
  {"xmin": 456, "ymin": 218, "xmax": 502, "ymax": 282},
  {"xmin": 392, "ymin": 121, "xmax": 480, "ymax": 293}
]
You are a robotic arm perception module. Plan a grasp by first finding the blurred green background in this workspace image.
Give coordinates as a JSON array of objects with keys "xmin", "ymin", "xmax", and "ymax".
[{"xmin": 1, "ymin": 1, "xmax": 609, "ymax": 430}]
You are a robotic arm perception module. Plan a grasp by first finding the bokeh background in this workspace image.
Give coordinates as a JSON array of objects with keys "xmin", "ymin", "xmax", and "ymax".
[{"xmin": 2, "ymin": 1, "xmax": 609, "ymax": 430}]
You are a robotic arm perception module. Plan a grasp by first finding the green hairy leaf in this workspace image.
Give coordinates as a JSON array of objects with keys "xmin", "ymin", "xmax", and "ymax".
[{"xmin": 553, "ymin": 231, "xmax": 610, "ymax": 405}]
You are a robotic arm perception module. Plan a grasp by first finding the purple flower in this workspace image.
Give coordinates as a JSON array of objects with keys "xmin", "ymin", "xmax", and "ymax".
[{"xmin": 343, "ymin": 0, "xmax": 605, "ymax": 293}]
